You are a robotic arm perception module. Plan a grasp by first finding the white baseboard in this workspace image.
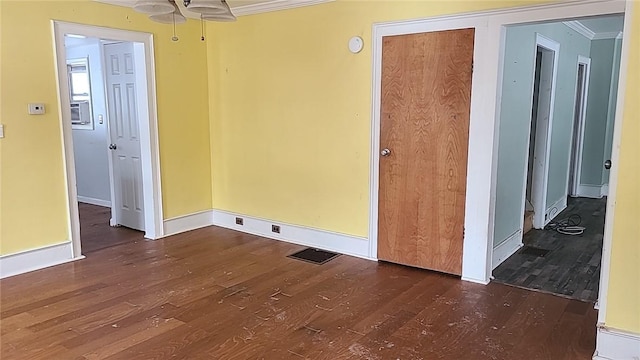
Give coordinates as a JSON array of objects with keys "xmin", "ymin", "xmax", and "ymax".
[
  {"xmin": 0, "ymin": 242, "xmax": 83, "ymax": 279},
  {"xmin": 578, "ymin": 184, "xmax": 606, "ymax": 199},
  {"xmin": 545, "ymin": 196, "xmax": 568, "ymax": 223},
  {"xmin": 77, "ymin": 195, "xmax": 111, "ymax": 208},
  {"xmin": 162, "ymin": 210, "xmax": 214, "ymax": 237},
  {"xmin": 492, "ymin": 229, "xmax": 523, "ymax": 269},
  {"xmin": 593, "ymin": 325, "xmax": 640, "ymax": 359},
  {"xmin": 211, "ymin": 209, "xmax": 372, "ymax": 260},
  {"xmin": 601, "ymin": 184, "xmax": 609, "ymax": 197}
]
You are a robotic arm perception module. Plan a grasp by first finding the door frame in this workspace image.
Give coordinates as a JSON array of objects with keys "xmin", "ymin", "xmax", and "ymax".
[
  {"xmin": 52, "ymin": 21, "xmax": 164, "ymax": 258},
  {"xmin": 368, "ymin": 0, "xmax": 627, "ymax": 286},
  {"xmin": 528, "ymin": 34, "xmax": 560, "ymax": 229},
  {"xmin": 568, "ymin": 55, "xmax": 592, "ymax": 197}
]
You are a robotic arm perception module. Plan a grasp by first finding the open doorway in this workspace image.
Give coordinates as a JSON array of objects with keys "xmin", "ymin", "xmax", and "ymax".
[
  {"xmin": 63, "ymin": 35, "xmax": 148, "ymax": 253},
  {"xmin": 492, "ymin": 15, "xmax": 624, "ymax": 303},
  {"xmin": 53, "ymin": 22, "xmax": 164, "ymax": 258}
]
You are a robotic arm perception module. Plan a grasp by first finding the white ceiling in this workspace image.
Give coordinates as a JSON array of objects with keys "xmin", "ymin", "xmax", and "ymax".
[
  {"xmin": 577, "ymin": 16, "xmax": 624, "ymax": 34},
  {"xmin": 94, "ymin": 0, "xmax": 333, "ymax": 17}
]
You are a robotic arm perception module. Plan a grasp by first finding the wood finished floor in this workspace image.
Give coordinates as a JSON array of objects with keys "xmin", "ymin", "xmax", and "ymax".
[
  {"xmin": 1, "ymin": 225, "xmax": 598, "ymax": 359},
  {"xmin": 493, "ymin": 197, "xmax": 605, "ymax": 302},
  {"xmin": 78, "ymin": 203, "xmax": 143, "ymax": 254}
]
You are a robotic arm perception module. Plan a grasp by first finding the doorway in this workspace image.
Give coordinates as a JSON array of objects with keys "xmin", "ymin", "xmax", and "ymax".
[
  {"xmin": 568, "ymin": 57, "xmax": 592, "ymax": 197},
  {"xmin": 527, "ymin": 35, "xmax": 559, "ymax": 230},
  {"xmin": 53, "ymin": 22, "xmax": 164, "ymax": 258},
  {"xmin": 491, "ymin": 15, "xmax": 624, "ymax": 303}
]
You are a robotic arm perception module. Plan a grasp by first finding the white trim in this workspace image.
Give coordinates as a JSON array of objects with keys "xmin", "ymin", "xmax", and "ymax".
[
  {"xmin": 601, "ymin": 183, "xmax": 609, "ymax": 197},
  {"xmin": 93, "ymin": 0, "xmax": 334, "ymax": 17},
  {"xmin": 578, "ymin": 184, "xmax": 606, "ymax": 199},
  {"xmin": 563, "ymin": 20, "xmax": 596, "ymax": 39},
  {"xmin": 531, "ymin": 34, "xmax": 560, "ymax": 229},
  {"xmin": 52, "ymin": 21, "xmax": 164, "ymax": 259},
  {"xmin": 593, "ymin": 326, "xmax": 640, "ymax": 360},
  {"xmin": 212, "ymin": 210, "xmax": 372, "ymax": 260},
  {"xmin": 0, "ymin": 242, "xmax": 84, "ymax": 279},
  {"xmin": 368, "ymin": 0, "xmax": 626, "ymax": 286},
  {"xmin": 597, "ymin": 0, "xmax": 633, "ymax": 326},
  {"xmin": 569, "ymin": 56, "xmax": 592, "ymax": 197},
  {"xmin": 545, "ymin": 196, "xmax": 568, "ymax": 223},
  {"xmin": 492, "ymin": 230, "xmax": 523, "ymax": 270},
  {"xmin": 163, "ymin": 210, "xmax": 214, "ymax": 237},
  {"xmin": 593, "ymin": 31, "xmax": 624, "ymax": 40},
  {"xmin": 77, "ymin": 195, "xmax": 112, "ymax": 207}
]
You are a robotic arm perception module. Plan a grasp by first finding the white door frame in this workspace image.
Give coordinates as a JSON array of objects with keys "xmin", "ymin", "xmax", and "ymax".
[
  {"xmin": 528, "ymin": 34, "xmax": 560, "ymax": 229},
  {"xmin": 52, "ymin": 21, "xmax": 164, "ymax": 258},
  {"xmin": 368, "ymin": 0, "xmax": 627, "ymax": 286},
  {"xmin": 568, "ymin": 55, "xmax": 592, "ymax": 197}
]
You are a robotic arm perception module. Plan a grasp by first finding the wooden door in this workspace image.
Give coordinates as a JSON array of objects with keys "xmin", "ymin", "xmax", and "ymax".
[
  {"xmin": 377, "ymin": 29, "xmax": 474, "ymax": 275},
  {"xmin": 104, "ymin": 42, "xmax": 145, "ymax": 231}
]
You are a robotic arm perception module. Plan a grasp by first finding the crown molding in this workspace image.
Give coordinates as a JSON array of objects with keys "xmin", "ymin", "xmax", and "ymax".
[
  {"xmin": 232, "ymin": 0, "xmax": 333, "ymax": 16},
  {"xmin": 563, "ymin": 20, "xmax": 595, "ymax": 39},
  {"xmin": 93, "ymin": 0, "xmax": 334, "ymax": 18},
  {"xmin": 593, "ymin": 31, "xmax": 623, "ymax": 40}
]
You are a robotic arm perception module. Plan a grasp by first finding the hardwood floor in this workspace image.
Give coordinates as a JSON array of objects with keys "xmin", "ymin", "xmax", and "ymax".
[
  {"xmin": 1, "ymin": 225, "xmax": 597, "ymax": 359},
  {"xmin": 493, "ymin": 197, "xmax": 605, "ymax": 302},
  {"xmin": 78, "ymin": 203, "xmax": 143, "ymax": 254}
]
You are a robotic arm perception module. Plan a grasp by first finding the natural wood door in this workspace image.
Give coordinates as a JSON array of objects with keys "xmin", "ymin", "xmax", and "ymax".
[{"xmin": 377, "ymin": 29, "xmax": 474, "ymax": 275}]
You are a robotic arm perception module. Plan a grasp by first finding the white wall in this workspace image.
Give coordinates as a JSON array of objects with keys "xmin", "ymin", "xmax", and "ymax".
[{"xmin": 65, "ymin": 38, "xmax": 111, "ymax": 206}]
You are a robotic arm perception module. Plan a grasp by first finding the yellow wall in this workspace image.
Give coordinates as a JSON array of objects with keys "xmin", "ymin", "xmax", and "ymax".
[
  {"xmin": 0, "ymin": 0, "xmax": 211, "ymax": 255},
  {"xmin": 207, "ymin": 0, "xmax": 552, "ymax": 236},
  {"xmin": 207, "ymin": 0, "xmax": 638, "ymax": 333},
  {"xmin": 605, "ymin": 1, "xmax": 640, "ymax": 333}
]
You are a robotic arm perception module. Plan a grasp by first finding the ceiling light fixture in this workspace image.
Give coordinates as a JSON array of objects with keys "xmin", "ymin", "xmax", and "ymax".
[
  {"xmin": 133, "ymin": 0, "xmax": 175, "ymax": 15},
  {"xmin": 134, "ymin": 0, "xmax": 235, "ymax": 41}
]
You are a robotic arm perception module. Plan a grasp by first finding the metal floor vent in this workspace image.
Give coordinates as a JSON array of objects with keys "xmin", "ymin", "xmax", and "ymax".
[
  {"xmin": 521, "ymin": 246, "xmax": 551, "ymax": 257},
  {"xmin": 288, "ymin": 248, "xmax": 340, "ymax": 265}
]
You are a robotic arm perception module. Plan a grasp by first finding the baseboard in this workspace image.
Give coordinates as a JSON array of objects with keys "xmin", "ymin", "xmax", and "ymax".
[
  {"xmin": 77, "ymin": 195, "xmax": 111, "ymax": 208},
  {"xmin": 0, "ymin": 242, "xmax": 82, "ymax": 279},
  {"xmin": 492, "ymin": 229, "xmax": 523, "ymax": 269},
  {"xmin": 162, "ymin": 210, "xmax": 214, "ymax": 237},
  {"xmin": 211, "ymin": 209, "xmax": 372, "ymax": 260},
  {"xmin": 593, "ymin": 325, "xmax": 640, "ymax": 359},
  {"xmin": 545, "ymin": 196, "xmax": 568, "ymax": 223},
  {"xmin": 578, "ymin": 184, "xmax": 606, "ymax": 199},
  {"xmin": 601, "ymin": 184, "xmax": 609, "ymax": 197}
]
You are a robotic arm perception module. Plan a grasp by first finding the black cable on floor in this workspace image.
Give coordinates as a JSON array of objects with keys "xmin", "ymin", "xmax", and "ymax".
[{"xmin": 546, "ymin": 214, "xmax": 585, "ymax": 235}]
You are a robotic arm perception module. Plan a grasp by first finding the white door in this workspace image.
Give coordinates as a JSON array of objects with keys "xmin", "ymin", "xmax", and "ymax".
[{"xmin": 104, "ymin": 42, "xmax": 144, "ymax": 231}]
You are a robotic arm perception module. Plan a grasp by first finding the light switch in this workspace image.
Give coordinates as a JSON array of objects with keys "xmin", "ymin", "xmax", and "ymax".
[
  {"xmin": 98, "ymin": 114, "xmax": 104, "ymax": 124},
  {"xmin": 28, "ymin": 103, "xmax": 45, "ymax": 115},
  {"xmin": 0, "ymin": 124, "xmax": 4, "ymax": 138}
]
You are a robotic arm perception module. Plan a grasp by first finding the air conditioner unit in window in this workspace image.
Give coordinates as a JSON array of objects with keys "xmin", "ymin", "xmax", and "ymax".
[{"xmin": 70, "ymin": 101, "xmax": 91, "ymax": 125}]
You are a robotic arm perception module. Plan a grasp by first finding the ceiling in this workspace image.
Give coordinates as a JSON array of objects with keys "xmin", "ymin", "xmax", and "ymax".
[
  {"xmin": 94, "ymin": 0, "xmax": 333, "ymax": 17},
  {"xmin": 578, "ymin": 15, "xmax": 624, "ymax": 34},
  {"xmin": 565, "ymin": 15, "xmax": 624, "ymax": 40}
]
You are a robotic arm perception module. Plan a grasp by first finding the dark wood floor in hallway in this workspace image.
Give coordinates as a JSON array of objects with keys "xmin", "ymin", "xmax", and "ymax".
[
  {"xmin": 78, "ymin": 203, "xmax": 143, "ymax": 254},
  {"xmin": 1, "ymin": 226, "xmax": 597, "ymax": 360},
  {"xmin": 493, "ymin": 197, "xmax": 605, "ymax": 302}
]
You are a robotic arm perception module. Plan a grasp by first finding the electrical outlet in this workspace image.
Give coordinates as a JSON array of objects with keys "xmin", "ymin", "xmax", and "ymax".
[
  {"xmin": 271, "ymin": 225, "xmax": 280, "ymax": 234},
  {"xmin": 235, "ymin": 217, "xmax": 244, "ymax": 225}
]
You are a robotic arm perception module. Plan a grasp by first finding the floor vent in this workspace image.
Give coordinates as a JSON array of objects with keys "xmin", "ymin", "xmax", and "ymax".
[
  {"xmin": 288, "ymin": 248, "xmax": 340, "ymax": 265},
  {"xmin": 521, "ymin": 246, "xmax": 550, "ymax": 257}
]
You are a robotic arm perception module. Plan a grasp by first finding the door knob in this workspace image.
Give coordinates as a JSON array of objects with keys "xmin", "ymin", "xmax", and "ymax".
[
  {"xmin": 604, "ymin": 160, "xmax": 612, "ymax": 169},
  {"xmin": 109, "ymin": 144, "xmax": 117, "ymax": 150},
  {"xmin": 380, "ymin": 148, "xmax": 391, "ymax": 156}
]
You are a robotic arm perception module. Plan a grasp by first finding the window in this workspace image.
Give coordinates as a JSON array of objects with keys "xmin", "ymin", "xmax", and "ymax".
[{"xmin": 67, "ymin": 58, "xmax": 93, "ymax": 129}]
